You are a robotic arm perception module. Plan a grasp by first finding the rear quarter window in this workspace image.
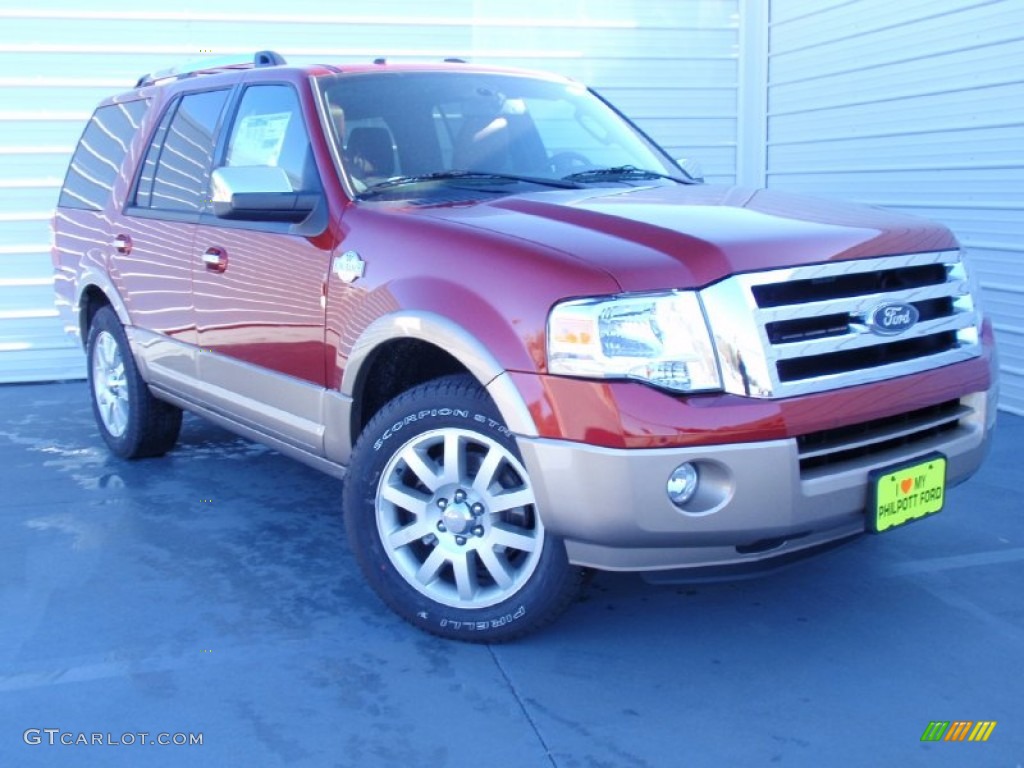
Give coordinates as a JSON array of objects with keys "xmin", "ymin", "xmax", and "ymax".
[{"xmin": 58, "ymin": 100, "xmax": 149, "ymax": 211}]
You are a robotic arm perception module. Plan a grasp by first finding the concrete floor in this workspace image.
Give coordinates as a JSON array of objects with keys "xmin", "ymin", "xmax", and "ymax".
[{"xmin": 1, "ymin": 381, "xmax": 1022, "ymax": 767}]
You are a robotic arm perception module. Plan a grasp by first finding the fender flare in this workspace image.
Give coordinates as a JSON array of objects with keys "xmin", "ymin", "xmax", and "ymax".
[
  {"xmin": 341, "ymin": 310, "xmax": 539, "ymax": 438},
  {"xmin": 75, "ymin": 266, "xmax": 131, "ymax": 338}
]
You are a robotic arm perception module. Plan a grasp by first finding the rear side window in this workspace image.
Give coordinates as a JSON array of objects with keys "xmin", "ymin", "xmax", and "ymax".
[
  {"xmin": 58, "ymin": 100, "xmax": 148, "ymax": 211},
  {"xmin": 133, "ymin": 89, "xmax": 230, "ymax": 212}
]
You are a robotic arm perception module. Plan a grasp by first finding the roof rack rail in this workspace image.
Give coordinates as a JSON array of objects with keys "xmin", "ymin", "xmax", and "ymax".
[{"xmin": 136, "ymin": 50, "xmax": 287, "ymax": 88}]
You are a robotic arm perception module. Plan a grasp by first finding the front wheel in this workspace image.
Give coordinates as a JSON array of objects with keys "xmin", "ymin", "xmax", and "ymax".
[{"xmin": 343, "ymin": 375, "xmax": 582, "ymax": 641}]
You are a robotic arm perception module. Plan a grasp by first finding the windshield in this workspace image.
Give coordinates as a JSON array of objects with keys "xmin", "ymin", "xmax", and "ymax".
[{"xmin": 315, "ymin": 70, "xmax": 688, "ymax": 200}]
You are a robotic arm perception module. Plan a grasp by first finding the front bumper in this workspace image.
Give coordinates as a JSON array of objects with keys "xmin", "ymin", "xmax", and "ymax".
[{"xmin": 516, "ymin": 389, "xmax": 994, "ymax": 572}]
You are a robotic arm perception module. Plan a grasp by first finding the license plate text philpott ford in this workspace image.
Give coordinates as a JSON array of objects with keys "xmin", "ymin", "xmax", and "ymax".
[{"xmin": 871, "ymin": 454, "xmax": 947, "ymax": 533}]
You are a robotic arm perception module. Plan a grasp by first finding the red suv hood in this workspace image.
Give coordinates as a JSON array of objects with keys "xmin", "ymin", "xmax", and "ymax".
[{"xmin": 410, "ymin": 184, "xmax": 958, "ymax": 291}]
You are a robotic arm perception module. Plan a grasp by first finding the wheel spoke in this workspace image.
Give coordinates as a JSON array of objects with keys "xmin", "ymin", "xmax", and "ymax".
[
  {"xmin": 107, "ymin": 365, "xmax": 126, "ymax": 390},
  {"xmin": 490, "ymin": 525, "xmax": 538, "ymax": 553},
  {"xmin": 112, "ymin": 401, "xmax": 128, "ymax": 434},
  {"xmin": 379, "ymin": 484, "xmax": 430, "ymax": 516},
  {"xmin": 96, "ymin": 337, "xmax": 114, "ymax": 369},
  {"xmin": 386, "ymin": 519, "xmax": 435, "ymax": 549},
  {"xmin": 477, "ymin": 546, "xmax": 513, "ymax": 589},
  {"xmin": 471, "ymin": 445, "xmax": 504, "ymax": 496},
  {"xmin": 91, "ymin": 332, "xmax": 131, "ymax": 435},
  {"xmin": 488, "ymin": 488, "xmax": 534, "ymax": 514},
  {"xmin": 103, "ymin": 336, "xmax": 120, "ymax": 369},
  {"xmin": 397, "ymin": 444, "xmax": 441, "ymax": 492},
  {"xmin": 451, "ymin": 550, "xmax": 476, "ymax": 601},
  {"xmin": 416, "ymin": 547, "xmax": 447, "ymax": 585},
  {"xmin": 439, "ymin": 432, "xmax": 465, "ymax": 485}
]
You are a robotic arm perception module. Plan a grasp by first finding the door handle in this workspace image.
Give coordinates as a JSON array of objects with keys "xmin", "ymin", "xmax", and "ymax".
[
  {"xmin": 202, "ymin": 247, "xmax": 228, "ymax": 273},
  {"xmin": 112, "ymin": 234, "xmax": 132, "ymax": 255}
]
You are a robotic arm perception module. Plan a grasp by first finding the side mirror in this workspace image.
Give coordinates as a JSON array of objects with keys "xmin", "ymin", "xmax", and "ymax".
[
  {"xmin": 210, "ymin": 166, "xmax": 320, "ymax": 223},
  {"xmin": 675, "ymin": 157, "xmax": 705, "ymax": 184}
]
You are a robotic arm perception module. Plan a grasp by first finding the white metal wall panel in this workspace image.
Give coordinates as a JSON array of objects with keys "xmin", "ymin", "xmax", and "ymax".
[
  {"xmin": 766, "ymin": 0, "xmax": 1024, "ymax": 414},
  {"xmin": 0, "ymin": 0, "xmax": 740, "ymax": 383}
]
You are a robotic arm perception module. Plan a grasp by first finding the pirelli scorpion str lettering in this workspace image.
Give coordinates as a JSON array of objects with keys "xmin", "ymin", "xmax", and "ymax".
[
  {"xmin": 440, "ymin": 606, "xmax": 527, "ymax": 631},
  {"xmin": 373, "ymin": 410, "xmax": 511, "ymax": 450}
]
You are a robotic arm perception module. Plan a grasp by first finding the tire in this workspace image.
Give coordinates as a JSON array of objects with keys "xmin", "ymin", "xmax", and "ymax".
[
  {"xmin": 343, "ymin": 375, "xmax": 582, "ymax": 642},
  {"xmin": 86, "ymin": 305, "xmax": 182, "ymax": 459}
]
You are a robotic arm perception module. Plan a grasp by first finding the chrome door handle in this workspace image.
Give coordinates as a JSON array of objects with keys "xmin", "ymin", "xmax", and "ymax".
[
  {"xmin": 112, "ymin": 234, "xmax": 132, "ymax": 254},
  {"xmin": 202, "ymin": 247, "xmax": 228, "ymax": 273}
]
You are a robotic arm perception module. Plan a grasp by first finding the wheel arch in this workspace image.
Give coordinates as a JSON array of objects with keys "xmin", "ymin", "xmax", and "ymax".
[
  {"xmin": 340, "ymin": 311, "xmax": 540, "ymax": 450},
  {"xmin": 77, "ymin": 268, "xmax": 130, "ymax": 341}
]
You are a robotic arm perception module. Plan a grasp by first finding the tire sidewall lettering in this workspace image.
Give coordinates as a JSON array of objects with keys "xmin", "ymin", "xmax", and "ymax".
[
  {"xmin": 372, "ymin": 409, "xmax": 512, "ymax": 451},
  {"xmin": 436, "ymin": 605, "xmax": 528, "ymax": 633}
]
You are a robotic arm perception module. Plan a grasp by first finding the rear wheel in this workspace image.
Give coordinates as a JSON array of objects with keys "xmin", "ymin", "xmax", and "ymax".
[
  {"xmin": 86, "ymin": 306, "xmax": 182, "ymax": 458},
  {"xmin": 343, "ymin": 375, "xmax": 582, "ymax": 641}
]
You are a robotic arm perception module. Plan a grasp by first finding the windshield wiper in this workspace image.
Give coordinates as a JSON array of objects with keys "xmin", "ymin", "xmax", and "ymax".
[
  {"xmin": 562, "ymin": 165, "xmax": 691, "ymax": 184},
  {"xmin": 357, "ymin": 170, "xmax": 584, "ymax": 198}
]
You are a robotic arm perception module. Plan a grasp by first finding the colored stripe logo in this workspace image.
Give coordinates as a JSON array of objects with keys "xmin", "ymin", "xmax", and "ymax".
[{"xmin": 921, "ymin": 721, "xmax": 996, "ymax": 742}]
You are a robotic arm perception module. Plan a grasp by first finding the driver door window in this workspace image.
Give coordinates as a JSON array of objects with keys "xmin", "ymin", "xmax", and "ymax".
[{"xmin": 223, "ymin": 84, "xmax": 321, "ymax": 194}]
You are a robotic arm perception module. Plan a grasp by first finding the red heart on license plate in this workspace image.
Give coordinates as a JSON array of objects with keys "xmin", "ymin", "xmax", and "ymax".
[{"xmin": 900, "ymin": 478, "xmax": 913, "ymax": 494}]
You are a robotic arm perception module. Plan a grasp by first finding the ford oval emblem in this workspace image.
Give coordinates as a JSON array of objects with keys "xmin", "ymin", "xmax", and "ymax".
[{"xmin": 867, "ymin": 302, "xmax": 919, "ymax": 336}]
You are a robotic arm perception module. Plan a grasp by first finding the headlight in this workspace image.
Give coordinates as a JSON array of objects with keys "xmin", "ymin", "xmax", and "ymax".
[{"xmin": 547, "ymin": 291, "xmax": 722, "ymax": 392}]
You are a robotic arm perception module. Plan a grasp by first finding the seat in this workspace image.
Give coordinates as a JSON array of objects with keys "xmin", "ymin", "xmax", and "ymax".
[
  {"xmin": 452, "ymin": 116, "xmax": 510, "ymax": 172},
  {"xmin": 452, "ymin": 113, "xmax": 549, "ymax": 175},
  {"xmin": 345, "ymin": 127, "xmax": 395, "ymax": 178}
]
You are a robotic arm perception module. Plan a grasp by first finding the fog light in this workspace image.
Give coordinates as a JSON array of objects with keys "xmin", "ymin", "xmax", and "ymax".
[{"xmin": 667, "ymin": 462, "xmax": 699, "ymax": 507}]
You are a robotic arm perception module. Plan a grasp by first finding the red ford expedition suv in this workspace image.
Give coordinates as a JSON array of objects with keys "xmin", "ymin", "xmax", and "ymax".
[{"xmin": 52, "ymin": 52, "xmax": 997, "ymax": 640}]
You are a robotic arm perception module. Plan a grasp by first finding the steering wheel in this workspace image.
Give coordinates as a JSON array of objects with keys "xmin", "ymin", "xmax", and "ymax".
[{"xmin": 549, "ymin": 151, "xmax": 592, "ymax": 177}]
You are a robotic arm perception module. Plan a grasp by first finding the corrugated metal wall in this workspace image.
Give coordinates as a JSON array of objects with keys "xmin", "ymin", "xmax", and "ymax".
[
  {"xmin": 0, "ymin": 0, "xmax": 741, "ymax": 383},
  {"xmin": 765, "ymin": 0, "xmax": 1024, "ymax": 414},
  {"xmin": 4, "ymin": 0, "xmax": 1020, "ymax": 413}
]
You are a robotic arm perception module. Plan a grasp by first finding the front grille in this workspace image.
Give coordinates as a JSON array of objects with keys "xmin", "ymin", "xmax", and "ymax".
[
  {"xmin": 797, "ymin": 399, "xmax": 966, "ymax": 472},
  {"xmin": 700, "ymin": 251, "xmax": 983, "ymax": 399}
]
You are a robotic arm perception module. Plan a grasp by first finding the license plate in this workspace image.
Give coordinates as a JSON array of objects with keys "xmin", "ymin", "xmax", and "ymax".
[{"xmin": 868, "ymin": 453, "xmax": 947, "ymax": 533}]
